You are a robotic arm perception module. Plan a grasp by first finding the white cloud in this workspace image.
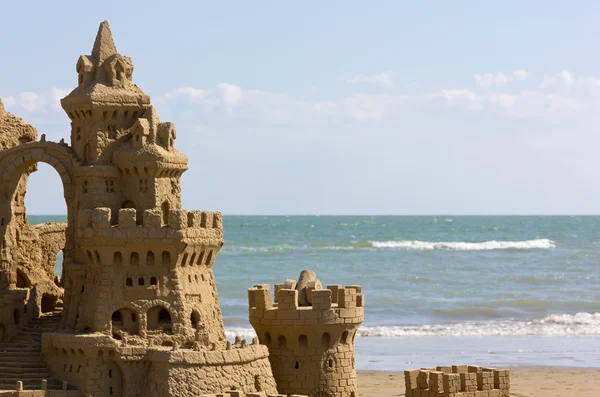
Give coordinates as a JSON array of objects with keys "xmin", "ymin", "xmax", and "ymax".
[
  {"xmin": 218, "ymin": 83, "xmax": 244, "ymax": 110},
  {"xmin": 488, "ymin": 93, "xmax": 517, "ymax": 108},
  {"xmin": 474, "ymin": 70, "xmax": 529, "ymax": 90},
  {"xmin": 540, "ymin": 70, "xmax": 574, "ymax": 89},
  {"xmin": 1, "ymin": 88, "xmax": 69, "ymax": 113},
  {"xmin": 347, "ymin": 71, "xmax": 394, "ymax": 88}
]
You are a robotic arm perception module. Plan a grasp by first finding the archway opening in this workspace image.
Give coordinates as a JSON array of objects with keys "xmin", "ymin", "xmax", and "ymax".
[
  {"xmin": 22, "ymin": 162, "xmax": 68, "ymax": 279},
  {"xmin": 16, "ymin": 269, "xmax": 31, "ymax": 288},
  {"xmin": 41, "ymin": 294, "xmax": 59, "ymax": 314},
  {"xmin": 147, "ymin": 306, "xmax": 172, "ymax": 332}
]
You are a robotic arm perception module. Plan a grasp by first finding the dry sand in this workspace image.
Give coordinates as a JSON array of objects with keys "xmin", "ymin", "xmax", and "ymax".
[{"xmin": 358, "ymin": 366, "xmax": 600, "ymax": 397}]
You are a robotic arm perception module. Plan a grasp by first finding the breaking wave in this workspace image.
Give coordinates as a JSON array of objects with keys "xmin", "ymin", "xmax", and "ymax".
[
  {"xmin": 225, "ymin": 313, "xmax": 600, "ymax": 339},
  {"xmin": 370, "ymin": 238, "xmax": 555, "ymax": 250}
]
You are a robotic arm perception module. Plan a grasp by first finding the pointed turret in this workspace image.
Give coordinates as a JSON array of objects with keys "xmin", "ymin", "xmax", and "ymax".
[
  {"xmin": 91, "ymin": 21, "xmax": 118, "ymax": 63},
  {"xmin": 61, "ymin": 20, "xmax": 151, "ymax": 164}
]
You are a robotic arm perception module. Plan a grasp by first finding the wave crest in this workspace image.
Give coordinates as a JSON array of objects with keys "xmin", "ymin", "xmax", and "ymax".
[
  {"xmin": 370, "ymin": 238, "xmax": 555, "ymax": 251},
  {"xmin": 225, "ymin": 313, "xmax": 600, "ymax": 339}
]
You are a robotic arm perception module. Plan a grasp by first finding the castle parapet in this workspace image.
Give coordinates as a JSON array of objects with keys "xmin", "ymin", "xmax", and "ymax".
[
  {"xmin": 404, "ymin": 365, "xmax": 510, "ymax": 397},
  {"xmin": 76, "ymin": 208, "xmax": 223, "ymax": 244},
  {"xmin": 248, "ymin": 282, "xmax": 364, "ymax": 326}
]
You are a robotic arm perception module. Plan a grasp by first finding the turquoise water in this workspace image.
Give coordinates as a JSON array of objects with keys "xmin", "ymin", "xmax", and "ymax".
[{"xmin": 30, "ymin": 215, "xmax": 600, "ymax": 368}]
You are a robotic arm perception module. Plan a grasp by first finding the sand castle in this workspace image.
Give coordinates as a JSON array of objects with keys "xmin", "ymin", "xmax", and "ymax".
[
  {"xmin": 0, "ymin": 21, "xmax": 512, "ymax": 397},
  {"xmin": 0, "ymin": 21, "xmax": 366, "ymax": 397}
]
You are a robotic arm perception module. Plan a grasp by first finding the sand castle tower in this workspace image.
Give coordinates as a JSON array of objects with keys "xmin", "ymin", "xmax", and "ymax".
[{"xmin": 248, "ymin": 270, "xmax": 364, "ymax": 397}]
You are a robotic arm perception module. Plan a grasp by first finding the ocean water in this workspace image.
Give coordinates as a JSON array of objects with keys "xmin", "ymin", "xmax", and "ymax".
[{"xmin": 30, "ymin": 215, "xmax": 600, "ymax": 369}]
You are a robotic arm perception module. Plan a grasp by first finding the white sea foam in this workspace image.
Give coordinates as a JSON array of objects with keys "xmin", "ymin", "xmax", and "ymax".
[
  {"xmin": 370, "ymin": 238, "xmax": 555, "ymax": 250},
  {"xmin": 225, "ymin": 313, "xmax": 600, "ymax": 339}
]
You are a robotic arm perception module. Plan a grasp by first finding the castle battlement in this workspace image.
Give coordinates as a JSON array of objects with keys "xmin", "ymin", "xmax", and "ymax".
[
  {"xmin": 248, "ymin": 284, "xmax": 364, "ymax": 326},
  {"xmin": 404, "ymin": 365, "xmax": 510, "ymax": 397},
  {"xmin": 75, "ymin": 208, "xmax": 223, "ymax": 243}
]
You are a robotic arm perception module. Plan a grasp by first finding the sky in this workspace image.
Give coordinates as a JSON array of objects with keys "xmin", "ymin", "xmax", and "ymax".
[{"xmin": 2, "ymin": 1, "xmax": 600, "ymax": 215}]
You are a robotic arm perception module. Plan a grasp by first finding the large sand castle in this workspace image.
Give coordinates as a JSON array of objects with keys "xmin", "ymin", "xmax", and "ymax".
[
  {"xmin": 0, "ymin": 21, "xmax": 510, "ymax": 397},
  {"xmin": 0, "ymin": 21, "xmax": 365, "ymax": 397}
]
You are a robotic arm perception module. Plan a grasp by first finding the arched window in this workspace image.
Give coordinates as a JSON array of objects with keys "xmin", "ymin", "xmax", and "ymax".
[
  {"xmin": 147, "ymin": 306, "xmax": 172, "ymax": 331},
  {"xmin": 341, "ymin": 331, "xmax": 349, "ymax": 344},
  {"xmin": 190, "ymin": 311, "xmax": 200, "ymax": 329},
  {"xmin": 264, "ymin": 332, "xmax": 271, "ymax": 345},
  {"xmin": 130, "ymin": 252, "xmax": 139, "ymax": 266},
  {"xmin": 299, "ymin": 334, "xmax": 308, "ymax": 348},
  {"xmin": 321, "ymin": 332, "xmax": 331, "ymax": 349},
  {"xmin": 126, "ymin": 278, "xmax": 133, "ymax": 287},
  {"xmin": 114, "ymin": 252, "xmax": 122, "ymax": 265},
  {"xmin": 146, "ymin": 251, "xmax": 155, "ymax": 266},
  {"xmin": 138, "ymin": 277, "xmax": 145, "ymax": 286},
  {"xmin": 278, "ymin": 335, "xmax": 286, "ymax": 348},
  {"xmin": 150, "ymin": 277, "xmax": 157, "ymax": 286},
  {"xmin": 162, "ymin": 251, "xmax": 171, "ymax": 265},
  {"xmin": 83, "ymin": 143, "xmax": 91, "ymax": 164}
]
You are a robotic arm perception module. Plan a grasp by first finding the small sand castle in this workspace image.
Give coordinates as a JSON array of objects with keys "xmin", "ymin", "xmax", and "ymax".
[{"xmin": 404, "ymin": 365, "xmax": 510, "ymax": 397}]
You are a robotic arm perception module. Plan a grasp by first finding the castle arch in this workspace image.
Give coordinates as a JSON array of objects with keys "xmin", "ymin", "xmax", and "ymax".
[
  {"xmin": 0, "ymin": 142, "xmax": 77, "ymax": 324},
  {"xmin": 299, "ymin": 334, "xmax": 308, "ymax": 348},
  {"xmin": 147, "ymin": 305, "xmax": 172, "ymax": 331},
  {"xmin": 321, "ymin": 332, "xmax": 331, "ymax": 349}
]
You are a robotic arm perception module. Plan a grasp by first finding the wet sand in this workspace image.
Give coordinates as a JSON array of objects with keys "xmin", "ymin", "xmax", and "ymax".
[{"xmin": 358, "ymin": 366, "xmax": 600, "ymax": 397}]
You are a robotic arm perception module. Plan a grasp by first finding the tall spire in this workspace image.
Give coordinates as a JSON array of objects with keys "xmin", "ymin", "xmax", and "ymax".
[{"xmin": 91, "ymin": 20, "xmax": 117, "ymax": 63}]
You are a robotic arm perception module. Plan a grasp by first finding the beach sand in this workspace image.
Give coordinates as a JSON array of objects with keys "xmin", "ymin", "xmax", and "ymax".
[{"xmin": 358, "ymin": 366, "xmax": 600, "ymax": 397}]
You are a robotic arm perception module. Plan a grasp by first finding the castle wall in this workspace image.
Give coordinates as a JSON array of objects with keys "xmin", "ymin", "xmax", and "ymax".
[
  {"xmin": 43, "ymin": 334, "xmax": 278, "ymax": 397},
  {"xmin": 404, "ymin": 365, "xmax": 510, "ymax": 397}
]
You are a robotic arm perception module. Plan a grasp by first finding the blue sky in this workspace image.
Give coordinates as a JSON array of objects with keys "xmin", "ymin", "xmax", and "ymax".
[{"xmin": 2, "ymin": 1, "xmax": 600, "ymax": 214}]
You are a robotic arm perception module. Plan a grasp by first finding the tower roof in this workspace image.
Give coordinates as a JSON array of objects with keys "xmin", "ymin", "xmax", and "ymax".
[{"xmin": 91, "ymin": 21, "xmax": 118, "ymax": 63}]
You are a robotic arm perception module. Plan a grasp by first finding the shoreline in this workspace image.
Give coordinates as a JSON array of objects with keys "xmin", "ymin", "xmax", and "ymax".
[{"xmin": 357, "ymin": 366, "xmax": 600, "ymax": 397}]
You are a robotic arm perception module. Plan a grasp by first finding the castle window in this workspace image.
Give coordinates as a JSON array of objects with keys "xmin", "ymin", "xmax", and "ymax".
[
  {"xmin": 138, "ymin": 277, "xmax": 145, "ymax": 286},
  {"xmin": 321, "ymin": 332, "xmax": 331, "ymax": 349},
  {"xmin": 197, "ymin": 251, "xmax": 204, "ymax": 265},
  {"xmin": 146, "ymin": 251, "xmax": 155, "ymax": 266},
  {"xmin": 130, "ymin": 252, "xmax": 139, "ymax": 266},
  {"xmin": 294, "ymin": 361, "xmax": 300, "ymax": 369},
  {"xmin": 328, "ymin": 358, "xmax": 334, "ymax": 368},
  {"xmin": 126, "ymin": 278, "xmax": 133, "ymax": 287},
  {"xmin": 341, "ymin": 331, "xmax": 349, "ymax": 344},
  {"xmin": 299, "ymin": 334, "xmax": 308, "ymax": 349},
  {"xmin": 105, "ymin": 180, "xmax": 115, "ymax": 193},
  {"xmin": 139, "ymin": 179, "xmax": 148, "ymax": 193},
  {"xmin": 181, "ymin": 253, "xmax": 188, "ymax": 267},
  {"xmin": 83, "ymin": 144, "xmax": 91, "ymax": 164},
  {"xmin": 114, "ymin": 252, "xmax": 122, "ymax": 265},
  {"xmin": 264, "ymin": 332, "xmax": 271, "ymax": 345},
  {"xmin": 131, "ymin": 313, "xmax": 137, "ymax": 323},
  {"xmin": 190, "ymin": 311, "xmax": 200, "ymax": 329},
  {"xmin": 150, "ymin": 277, "xmax": 157, "ymax": 286},
  {"xmin": 205, "ymin": 251, "xmax": 213, "ymax": 265},
  {"xmin": 112, "ymin": 110, "xmax": 117, "ymax": 120},
  {"xmin": 158, "ymin": 309, "xmax": 171, "ymax": 323},
  {"xmin": 162, "ymin": 251, "xmax": 171, "ymax": 265},
  {"xmin": 278, "ymin": 335, "xmax": 286, "ymax": 348},
  {"xmin": 111, "ymin": 310, "xmax": 122, "ymax": 324},
  {"xmin": 190, "ymin": 253, "xmax": 196, "ymax": 266},
  {"xmin": 147, "ymin": 306, "xmax": 172, "ymax": 331},
  {"xmin": 161, "ymin": 201, "xmax": 170, "ymax": 226},
  {"xmin": 188, "ymin": 274, "xmax": 192, "ymax": 282}
]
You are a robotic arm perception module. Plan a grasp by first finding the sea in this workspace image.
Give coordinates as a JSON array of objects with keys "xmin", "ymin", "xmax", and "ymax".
[{"xmin": 32, "ymin": 215, "xmax": 600, "ymax": 370}]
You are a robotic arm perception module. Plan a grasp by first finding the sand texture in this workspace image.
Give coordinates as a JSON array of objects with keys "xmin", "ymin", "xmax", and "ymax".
[{"xmin": 358, "ymin": 366, "xmax": 600, "ymax": 397}]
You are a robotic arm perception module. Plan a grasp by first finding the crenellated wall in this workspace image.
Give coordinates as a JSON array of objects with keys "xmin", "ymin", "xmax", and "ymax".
[{"xmin": 404, "ymin": 365, "xmax": 510, "ymax": 397}]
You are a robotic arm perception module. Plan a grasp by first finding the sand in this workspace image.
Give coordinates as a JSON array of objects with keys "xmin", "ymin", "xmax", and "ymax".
[{"xmin": 357, "ymin": 366, "xmax": 600, "ymax": 397}]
